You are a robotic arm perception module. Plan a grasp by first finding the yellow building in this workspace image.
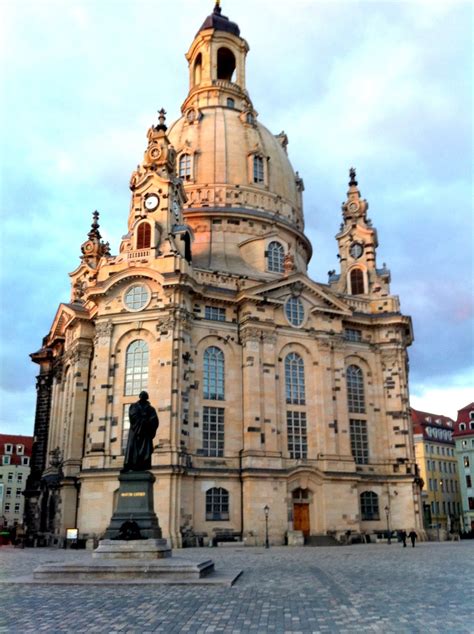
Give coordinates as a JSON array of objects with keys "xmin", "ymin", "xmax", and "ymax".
[
  {"xmin": 411, "ymin": 408, "xmax": 462, "ymax": 537},
  {"xmin": 25, "ymin": 4, "xmax": 423, "ymax": 547}
]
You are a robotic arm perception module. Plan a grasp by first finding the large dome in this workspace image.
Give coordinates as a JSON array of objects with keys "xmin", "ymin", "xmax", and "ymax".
[{"xmin": 168, "ymin": 107, "xmax": 302, "ymax": 226}]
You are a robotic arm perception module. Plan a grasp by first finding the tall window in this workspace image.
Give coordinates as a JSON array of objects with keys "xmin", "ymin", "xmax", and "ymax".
[
  {"xmin": 285, "ymin": 353, "xmax": 305, "ymax": 405},
  {"xmin": 347, "ymin": 365, "xmax": 365, "ymax": 413},
  {"xmin": 253, "ymin": 155, "xmax": 264, "ymax": 183},
  {"xmin": 267, "ymin": 241, "xmax": 284, "ymax": 273},
  {"xmin": 360, "ymin": 491, "xmax": 379, "ymax": 520},
  {"xmin": 136, "ymin": 222, "xmax": 151, "ymax": 249},
  {"xmin": 350, "ymin": 419, "xmax": 369, "ymax": 464},
  {"xmin": 124, "ymin": 340, "xmax": 149, "ymax": 396},
  {"xmin": 206, "ymin": 487, "xmax": 229, "ymax": 520},
  {"xmin": 350, "ymin": 269, "xmax": 365, "ymax": 295},
  {"xmin": 226, "ymin": 97, "xmax": 235, "ymax": 108},
  {"xmin": 287, "ymin": 411, "xmax": 307, "ymax": 459},
  {"xmin": 121, "ymin": 404, "xmax": 131, "ymax": 452},
  {"xmin": 202, "ymin": 406, "xmax": 225, "ymax": 457},
  {"xmin": 179, "ymin": 154, "xmax": 192, "ymax": 180},
  {"xmin": 203, "ymin": 346, "xmax": 225, "ymax": 400}
]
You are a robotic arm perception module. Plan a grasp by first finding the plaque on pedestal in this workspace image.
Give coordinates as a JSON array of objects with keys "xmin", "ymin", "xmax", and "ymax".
[{"xmin": 103, "ymin": 471, "xmax": 161, "ymax": 540}]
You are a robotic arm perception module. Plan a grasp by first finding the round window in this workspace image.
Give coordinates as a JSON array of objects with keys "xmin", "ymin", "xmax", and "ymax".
[
  {"xmin": 285, "ymin": 297, "xmax": 305, "ymax": 327},
  {"xmin": 124, "ymin": 284, "xmax": 150, "ymax": 311}
]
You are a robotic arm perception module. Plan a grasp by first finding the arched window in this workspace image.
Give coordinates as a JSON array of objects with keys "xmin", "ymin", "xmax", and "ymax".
[
  {"xmin": 226, "ymin": 97, "xmax": 235, "ymax": 108},
  {"xmin": 350, "ymin": 269, "xmax": 365, "ymax": 295},
  {"xmin": 179, "ymin": 154, "xmax": 192, "ymax": 180},
  {"xmin": 253, "ymin": 155, "xmax": 264, "ymax": 183},
  {"xmin": 205, "ymin": 487, "xmax": 229, "ymax": 520},
  {"xmin": 193, "ymin": 53, "xmax": 202, "ymax": 85},
  {"xmin": 267, "ymin": 241, "xmax": 284, "ymax": 272},
  {"xmin": 285, "ymin": 352, "xmax": 305, "ymax": 404},
  {"xmin": 124, "ymin": 340, "xmax": 149, "ymax": 395},
  {"xmin": 217, "ymin": 47, "xmax": 236, "ymax": 81},
  {"xmin": 203, "ymin": 346, "xmax": 225, "ymax": 400},
  {"xmin": 136, "ymin": 222, "xmax": 151, "ymax": 249},
  {"xmin": 347, "ymin": 365, "xmax": 365, "ymax": 413},
  {"xmin": 360, "ymin": 491, "xmax": 379, "ymax": 520}
]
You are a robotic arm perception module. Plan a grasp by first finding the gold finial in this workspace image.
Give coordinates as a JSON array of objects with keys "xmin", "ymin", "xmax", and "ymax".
[{"xmin": 214, "ymin": 0, "xmax": 222, "ymax": 14}]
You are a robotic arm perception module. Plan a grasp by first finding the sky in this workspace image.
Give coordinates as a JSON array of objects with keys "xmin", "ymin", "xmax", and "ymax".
[{"xmin": 0, "ymin": 0, "xmax": 472, "ymax": 436}]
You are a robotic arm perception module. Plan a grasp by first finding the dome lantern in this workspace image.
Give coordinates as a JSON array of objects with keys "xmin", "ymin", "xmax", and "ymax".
[{"xmin": 182, "ymin": 2, "xmax": 250, "ymax": 114}]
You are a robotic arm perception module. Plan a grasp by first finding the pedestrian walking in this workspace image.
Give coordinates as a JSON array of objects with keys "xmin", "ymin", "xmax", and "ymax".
[
  {"xmin": 408, "ymin": 530, "xmax": 417, "ymax": 548},
  {"xmin": 399, "ymin": 530, "xmax": 407, "ymax": 547}
]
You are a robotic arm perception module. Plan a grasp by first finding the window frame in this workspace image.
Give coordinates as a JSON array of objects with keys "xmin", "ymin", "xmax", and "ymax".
[
  {"xmin": 360, "ymin": 491, "xmax": 380, "ymax": 521},
  {"xmin": 202, "ymin": 406, "xmax": 225, "ymax": 457},
  {"xmin": 179, "ymin": 153, "xmax": 192, "ymax": 181},
  {"xmin": 287, "ymin": 411, "xmax": 308, "ymax": 459},
  {"xmin": 267, "ymin": 241, "xmax": 285, "ymax": 273},
  {"xmin": 203, "ymin": 347, "xmax": 225, "ymax": 401},
  {"xmin": 124, "ymin": 340, "xmax": 149, "ymax": 396},
  {"xmin": 350, "ymin": 419, "xmax": 369, "ymax": 465},
  {"xmin": 285, "ymin": 352, "xmax": 306, "ymax": 405},
  {"xmin": 205, "ymin": 487, "xmax": 229, "ymax": 521}
]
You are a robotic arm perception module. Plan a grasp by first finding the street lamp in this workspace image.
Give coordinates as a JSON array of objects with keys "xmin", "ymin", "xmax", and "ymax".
[
  {"xmin": 384, "ymin": 506, "xmax": 391, "ymax": 545},
  {"xmin": 263, "ymin": 505, "xmax": 270, "ymax": 549}
]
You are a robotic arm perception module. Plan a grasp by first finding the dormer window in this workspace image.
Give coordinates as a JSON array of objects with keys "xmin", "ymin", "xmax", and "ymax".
[
  {"xmin": 179, "ymin": 154, "xmax": 192, "ymax": 181},
  {"xmin": 253, "ymin": 156, "xmax": 264, "ymax": 183},
  {"xmin": 136, "ymin": 222, "xmax": 151, "ymax": 249},
  {"xmin": 16, "ymin": 445, "xmax": 24, "ymax": 455},
  {"xmin": 267, "ymin": 241, "xmax": 284, "ymax": 273},
  {"xmin": 246, "ymin": 112, "xmax": 255, "ymax": 125}
]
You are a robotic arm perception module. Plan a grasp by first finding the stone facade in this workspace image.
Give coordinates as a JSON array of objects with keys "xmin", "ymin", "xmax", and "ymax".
[{"xmin": 28, "ymin": 5, "xmax": 423, "ymax": 547}]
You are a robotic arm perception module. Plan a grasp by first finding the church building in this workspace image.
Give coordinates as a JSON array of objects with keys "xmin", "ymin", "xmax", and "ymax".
[{"xmin": 25, "ymin": 3, "xmax": 423, "ymax": 547}]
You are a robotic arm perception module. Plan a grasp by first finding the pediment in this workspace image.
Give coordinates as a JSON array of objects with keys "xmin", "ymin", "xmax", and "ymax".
[
  {"xmin": 48, "ymin": 302, "xmax": 90, "ymax": 342},
  {"xmin": 238, "ymin": 273, "xmax": 352, "ymax": 316}
]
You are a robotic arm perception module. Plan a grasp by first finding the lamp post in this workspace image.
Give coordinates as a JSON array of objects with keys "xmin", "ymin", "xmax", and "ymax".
[
  {"xmin": 264, "ymin": 505, "xmax": 270, "ymax": 549},
  {"xmin": 384, "ymin": 506, "xmax": 391, "ymax": 544}
]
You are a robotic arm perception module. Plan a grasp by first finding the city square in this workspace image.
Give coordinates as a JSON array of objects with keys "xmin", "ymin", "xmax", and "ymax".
[{"xmin": 1, "ymin": 541, "xmax": 473, "ymax": 633}]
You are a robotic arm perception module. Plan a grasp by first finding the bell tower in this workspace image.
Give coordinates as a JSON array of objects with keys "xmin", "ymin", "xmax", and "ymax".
[
  {"xmin": 123, "ymin": 109, "xmax": 191, "ymax": 262},
  {"xmin": 329, "ymin": 168, "xmax": 391, "ymax": 298},
  {"xmin": 181, "ymin": 1, "xmax": 253, "ymax": 115}
]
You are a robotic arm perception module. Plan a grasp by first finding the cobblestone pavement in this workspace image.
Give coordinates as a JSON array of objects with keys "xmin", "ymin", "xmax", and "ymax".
[{"xmin": 1, "ymin": 542, "xmax": 473, "ymax": 633}]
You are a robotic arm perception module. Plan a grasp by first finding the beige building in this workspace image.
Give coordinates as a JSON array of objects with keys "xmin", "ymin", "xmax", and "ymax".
[
  {"xmin": 26, "ymin": 5, "xmax": 423, "ymax": 547},
  {"xmin": 411, "ymin": 409, "xmax": 462, "ymax": 537}
]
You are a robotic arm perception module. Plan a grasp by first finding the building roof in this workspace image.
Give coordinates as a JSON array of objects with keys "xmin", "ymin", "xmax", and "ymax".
[
  {"xmin": 411, "ymin": 407, "xmax": 455, "ymax": 429},
  {"xmin": 198, "ymin": 2, "xmax": 240, "ymax": 37},
  {"xmin": 0, "ymin": 434, "xmax": 33, "ymax": 465},
  {"xmin": 453, "ymin": 401, "xmax": 474, "ymax": 437}
]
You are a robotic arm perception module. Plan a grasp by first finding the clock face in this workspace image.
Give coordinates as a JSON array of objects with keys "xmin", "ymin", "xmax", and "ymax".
[
  {"xmin": 348, "ymin": 201, "xmax": 359, "ymax": 213},
  {"xmin": 144, "ymin": 194, "xmax": 159, "ymax": 211},
  {"xmin": 350, "ymin": 242, "xmax": 363, "ymax": 259}
]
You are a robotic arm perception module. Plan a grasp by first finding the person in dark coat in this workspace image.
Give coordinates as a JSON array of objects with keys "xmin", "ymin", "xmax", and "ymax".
[
  {"xmin": 399, "ymin": 530, "xmax": 407, "ymax": 547},
  {"xmin": 123, "ymin": 391, "xmax": 159, "ymax": 471},
  {"xmin": 408, "ymin": 530, "xmax": 417, "ymax": 548}
]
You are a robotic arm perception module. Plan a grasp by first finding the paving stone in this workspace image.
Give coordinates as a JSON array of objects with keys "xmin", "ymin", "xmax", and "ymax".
[{"xmin": 1, "ymin": 543, "xmax": 473, "ymax": 633}]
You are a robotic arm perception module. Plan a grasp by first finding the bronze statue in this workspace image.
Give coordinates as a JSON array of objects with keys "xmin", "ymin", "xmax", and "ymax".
[{"xmin": 123, "ymin": 391, "xmax": 159, "ymax": 471}]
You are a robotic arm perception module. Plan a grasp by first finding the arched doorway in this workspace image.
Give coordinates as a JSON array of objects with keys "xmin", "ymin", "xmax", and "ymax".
[{"xmin": 292, "ymin": 488, "xmax": 310, "ymax": 538}]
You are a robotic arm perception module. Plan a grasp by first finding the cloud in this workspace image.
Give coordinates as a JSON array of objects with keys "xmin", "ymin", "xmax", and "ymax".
[{"xmin": 0, "ymin": 0, "xmax": 472, "ymax": 435}]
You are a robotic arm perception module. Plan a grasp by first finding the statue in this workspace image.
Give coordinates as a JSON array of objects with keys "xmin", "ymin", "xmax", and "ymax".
[{"xmin": 123, "ymin": 391, "xmax": 159, "ymax": 472}]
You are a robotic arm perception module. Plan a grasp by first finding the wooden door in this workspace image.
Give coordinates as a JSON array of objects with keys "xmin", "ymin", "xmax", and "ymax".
[{"xmin": 293, "ymin": 503, "xmax": 310, "ymax": 537}]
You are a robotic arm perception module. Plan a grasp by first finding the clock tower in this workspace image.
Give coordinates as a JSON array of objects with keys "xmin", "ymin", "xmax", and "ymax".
[{"xmin": 329, "ymin": 168, "xmax": 391, "ymax": 301}]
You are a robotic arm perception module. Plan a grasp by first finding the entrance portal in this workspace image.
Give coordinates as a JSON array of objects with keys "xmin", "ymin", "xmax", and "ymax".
[{"xmin": 292, "ymin": 488, "xmax": 310, "ymax": 537}]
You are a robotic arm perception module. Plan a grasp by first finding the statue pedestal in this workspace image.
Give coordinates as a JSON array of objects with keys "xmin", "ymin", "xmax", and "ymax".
[
  {"xmin": 93, "ymin": 539, "xmax": 171, "ymax": 559},
  {"xmin": 103, "ymin": 471, "xmax": 162, "ymax": 540}
]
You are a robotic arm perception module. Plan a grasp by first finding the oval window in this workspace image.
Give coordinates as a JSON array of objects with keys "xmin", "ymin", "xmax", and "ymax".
[
  {"xmin": 124, "ymin": 284, "xmax": 150, "ymax": 311},
  {"xmin": 285, "ymin": 297, "xmax": 305, "ymax": 327}
]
